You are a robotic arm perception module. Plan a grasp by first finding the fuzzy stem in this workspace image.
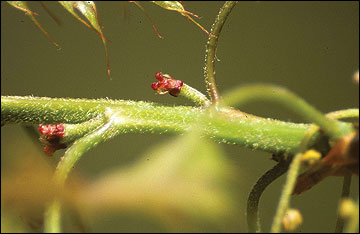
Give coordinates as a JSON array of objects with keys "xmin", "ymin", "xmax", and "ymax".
[
  {"xmin": 223, "ymin": 84, "xmax": 354, "ymax": 140},
  {"xmin": 0, "ymin": 95, "xmax": 319, "ymax": 155},
  {"xmin": 180, "ymin": 83, "xmax": 211, "ymax": 107},
  {"xmin": 204, "ymin": 1, "xmax": 238, "ymax": 104},
  {"xmin": 2, "ymin": 96, "xmax": 357, "ymax": 155}
]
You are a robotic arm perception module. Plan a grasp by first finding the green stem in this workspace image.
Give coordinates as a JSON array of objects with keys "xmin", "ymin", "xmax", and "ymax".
[
  {"xmin": 270, "ymin": 110, "xmax": 358, "ymax": 233},
  {"xmin": 180, "ymin": 83, "xmax": 211, "ymax": 107},
  {"xmin": 2, "ymin": 96, "xmax": 357, "ymax": 155},
  {"xmin": 335, "ymin": 175, "xmax": 352, "ymax": 233},
  {"xmin": 44, "ymin": 110, "xmax": 125, "ymax": 232},
  {"xmin": 62, "ymin": 115, "xmax": 106, "ymax": 144},
  {"xmin": 223, "ymin": 84, "xmax": 354, "ymax": 140},
  {"xmin": 2, "ymin": 95, "xmax": 328, "ymax": 155},
  {"xmin": 270, "ymin": 152, "xmax": 304, "ymax": 233},
  {"xmin": 44, "ymin": 199, "xmax": 62, "ymax": 233},
  {"xmin": 247, "ymin": 160, "xmax": 290, "ymax": 233},
  {"xmin": 204, "ymin": 1, "xmax": 238, "ymax": 104}
]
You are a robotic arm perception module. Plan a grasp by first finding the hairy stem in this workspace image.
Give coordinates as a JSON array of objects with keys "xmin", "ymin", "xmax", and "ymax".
[
  {"xmin": 180, "ymin": 83, "xmax": 211, "ymax": 107},
  {"xmin": 2, "ymin": 95, "xmax": 335, "ymax": 155},
  {"xmin": 223, "ymin": 84, "xmax": 354, "ymax": 140},
  {"xmin": 204, "ymin": 1, "xmax": 238, "ymax": 104}
]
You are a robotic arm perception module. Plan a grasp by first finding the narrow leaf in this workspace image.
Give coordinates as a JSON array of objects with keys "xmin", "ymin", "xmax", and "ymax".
[
  {"xmin": 7, "ymin": 1, "xmax": 61, "ymax": 48},
  {"xmin": 132, "ymin": 1, "xmax": 163, "ymax": 39},
  {"xmin": 59, "ymin": 1, "xmax": 112, "ymax": 79},
  {"xmin": 152, "ymin": 1, "xmax": 214, "ymax": 37}
]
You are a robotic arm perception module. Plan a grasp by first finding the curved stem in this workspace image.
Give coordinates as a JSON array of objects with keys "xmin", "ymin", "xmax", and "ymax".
[
  {"xmin": 204, "ymin": 1, "xmax": 238, "ymax": 104},
  {"xmin": 223, "ymin": 84, "xmax": 354, "ymax": 140},
  {"xmin": 247, "ymin": 160, "xmax": 290, "ymax": 233},
  {"xmin": 44, "ymin": 112, "xmax": 122, "ymax": 232}
]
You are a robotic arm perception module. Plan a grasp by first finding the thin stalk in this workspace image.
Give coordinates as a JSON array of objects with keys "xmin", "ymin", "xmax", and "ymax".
[
  {"xmin": 335, "ymin": 175, "xmax": 352, "ymax": 233},
  {"xmin": 247, "ymin": 160, "xmax": 290, "ymax": 233},
  {"xmin": 204, "ymin": 1, "xmax": 238, "ymax": 104}
]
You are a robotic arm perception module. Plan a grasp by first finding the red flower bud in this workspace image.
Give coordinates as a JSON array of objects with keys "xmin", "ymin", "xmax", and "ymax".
[
  {"xmin": 38, "ymin": 124, "xmax": 66, "ymax": 156},
  {"xmin": 151, "ymin": 72, "xmax": 183, "ymax": 97}
]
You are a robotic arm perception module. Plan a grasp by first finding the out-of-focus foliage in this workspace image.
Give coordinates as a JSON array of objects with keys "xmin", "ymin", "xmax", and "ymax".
[
  {"xmin": 75, "ymin": 130, "xmax": 236, "ymax": 221},
  {"xmin": 1, "ymin": 130, "xmax": 239, "ymax": 232}
]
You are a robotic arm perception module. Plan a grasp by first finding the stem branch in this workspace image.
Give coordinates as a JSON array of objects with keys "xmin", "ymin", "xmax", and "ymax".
[{"xmin": 204, "ymin": 1, "xmax": 238, "ymax": 104}]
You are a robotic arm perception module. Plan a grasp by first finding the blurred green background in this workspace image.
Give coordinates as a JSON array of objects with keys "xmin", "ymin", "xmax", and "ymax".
[{"xmin": 1, "ymin": 1, "xmax": 359, "ymax": 232}]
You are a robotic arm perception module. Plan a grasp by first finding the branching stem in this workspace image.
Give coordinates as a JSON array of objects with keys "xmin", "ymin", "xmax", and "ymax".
[{"xmin": 270, "ymin": 110, "xmax": 358, "ymax": 233}]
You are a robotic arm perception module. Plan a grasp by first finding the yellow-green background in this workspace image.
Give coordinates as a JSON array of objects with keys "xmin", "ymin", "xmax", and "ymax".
[{"xmin": 1, "ymin": 1, "xmax": 359, "ymax": 232}]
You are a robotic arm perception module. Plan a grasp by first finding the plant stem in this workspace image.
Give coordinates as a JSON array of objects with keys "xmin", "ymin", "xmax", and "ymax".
[
  {"xmin": 204, "ymin": 1, "xmax": 238, "ymax": 104},
  {"xmin": 2, "ymin": 95, "xmax": 331, "ymax": 155},
  {"xmin": 44, "ymin": 199, "xmax": 61, "ymax": 233},
  {"xmin": 223, "ymin": 84, "xmax": 354, "ymax": 140},
  {"xmin": 180, "ymin": 83, "xmax": 211, "ymax": 107},
  {"xmin": 247, "ymin": 160, "xmax": 290, "ymax": 233},
  {"xmin": 44, "ymin": 111, "xmax": 123, "ymax": 232},
  {"xmin": 335, "ymin": 175, "xmax": 352, "ymax": 233},
  {"xmin": 270, "ymin": 110, "xmax": 358, "ymax": 233}
]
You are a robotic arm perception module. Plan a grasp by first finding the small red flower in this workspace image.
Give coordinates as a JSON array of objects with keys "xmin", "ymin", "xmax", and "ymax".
[
  {"xmin": 151, "ymin": 72, "xmax": 183, "ymax": 97},
  {"xmin": 39, "ymin": 124, "xmax": 65, "ymax": 138},
  {"xmin": 39, "ymin": 124, "xmax": 67, "ymax": 156}
]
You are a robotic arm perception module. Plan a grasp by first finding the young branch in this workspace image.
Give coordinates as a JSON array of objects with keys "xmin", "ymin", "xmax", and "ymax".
[{"xmin": 204, "ymin": 1, "xmax": 238, "ymax": 104}]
